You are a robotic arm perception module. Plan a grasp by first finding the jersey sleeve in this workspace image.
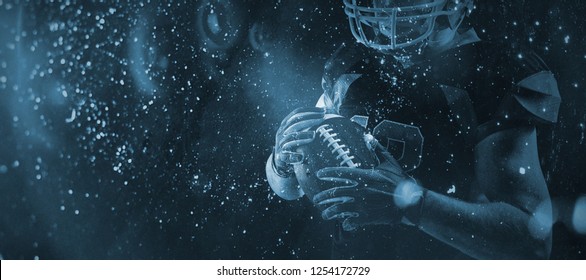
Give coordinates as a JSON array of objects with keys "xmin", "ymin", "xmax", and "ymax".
[
  {"xmin": 499, "ymin": 70, "xmax": 561, "ymax": 123},
  {"xmin": 472, "ymin": 47, "xmax": 561, "ymax": 142}
]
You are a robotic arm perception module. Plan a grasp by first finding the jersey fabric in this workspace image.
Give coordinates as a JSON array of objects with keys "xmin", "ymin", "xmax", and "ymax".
[{"xmin": 319, "ymin": 36, "xmax": 561, "ymax": 259}]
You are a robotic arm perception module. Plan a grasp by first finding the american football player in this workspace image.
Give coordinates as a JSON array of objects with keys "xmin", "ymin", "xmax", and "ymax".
[{"xmin": 266, "ymin": 0, "xmax": 561, "ymax": 259}]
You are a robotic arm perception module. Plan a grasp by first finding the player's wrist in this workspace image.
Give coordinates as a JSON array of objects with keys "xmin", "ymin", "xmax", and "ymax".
[
  {"xmin": 402, "ymin": 187, "xmax": 427, "ymax": 227},
  {"xmin": 271, "ymin": 151, "xmax": 294, "ymax": 178},
  {"xmin": 393, "ymin": 180, "xmax": 427, "ymax": 227}
]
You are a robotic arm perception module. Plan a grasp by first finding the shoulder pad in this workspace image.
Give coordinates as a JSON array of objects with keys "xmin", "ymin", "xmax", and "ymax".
[
  {"xmin": 322, "ymin": 43, "xmax": 375, "ymax": 92},
  {"xmin": 512, "ymin": 71, "xmax": 561, "ymax": 124}
]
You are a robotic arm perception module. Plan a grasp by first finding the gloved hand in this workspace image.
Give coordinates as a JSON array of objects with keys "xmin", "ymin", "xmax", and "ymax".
[
  {"xmin": 313, "ymin": 139, "xmax": 424, "ymax": 231},
  {"xmin": 272, "ymin": 107, "xmax": 326, "ymax": 177}
]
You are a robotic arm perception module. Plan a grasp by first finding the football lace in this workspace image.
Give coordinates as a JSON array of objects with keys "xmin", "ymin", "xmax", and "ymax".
[{"xmin": 316, "ymin": 124, "xmax": 359, "ymax": 168}]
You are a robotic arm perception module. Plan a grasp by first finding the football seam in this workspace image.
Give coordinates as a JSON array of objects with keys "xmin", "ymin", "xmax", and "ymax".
[{"xmin": 315, "ymin": 124, "xmax": 359, "ymax": 168}]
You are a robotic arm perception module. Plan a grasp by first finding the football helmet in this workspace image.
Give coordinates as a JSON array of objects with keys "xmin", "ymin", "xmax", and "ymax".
[{"xmin": 343, "ymin": 0, "xmax": 474, "ymax": 51}]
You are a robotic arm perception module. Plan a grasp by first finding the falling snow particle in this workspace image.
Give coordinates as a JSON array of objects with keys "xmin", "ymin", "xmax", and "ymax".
[
  {"xmin": 65, "ymin": 109, "xmax": 76, "ymax": 123},
  {"xmin": 519, "ymin": 167, "xmax": 526, "ymax": 175}
]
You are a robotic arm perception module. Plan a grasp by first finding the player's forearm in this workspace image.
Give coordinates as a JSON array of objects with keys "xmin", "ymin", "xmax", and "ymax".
[
  {"xmin": 415, "ymin": 191, "xmax": 551, "ymax": 259},
  {"xmin": 265, "ymin": 153, "xmax": 304, "ymax": 200}
]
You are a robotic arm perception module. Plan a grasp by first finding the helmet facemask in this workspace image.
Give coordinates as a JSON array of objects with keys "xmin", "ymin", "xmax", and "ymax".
[{"xmin": 344, "ymin": 0, "xmax": 472, "ymax": 52}]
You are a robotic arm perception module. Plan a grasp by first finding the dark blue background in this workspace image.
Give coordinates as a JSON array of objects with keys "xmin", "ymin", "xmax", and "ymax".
[{"xmin": 0, "ymin": 0, "xmax": 584, "ymax": 259}]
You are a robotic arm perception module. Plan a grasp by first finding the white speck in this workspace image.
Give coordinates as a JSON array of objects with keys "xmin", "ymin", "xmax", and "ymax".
[
  {"xmin": 519, "ymin": 167, "xmax": 526, "ymax": 175},
  {"xmin": 564, "ymin": 35, "xmax": 570, "ymax": 44},
  {"xmin": 68, "ymin": 189, "xmax": 73, "ymax": 195},
  {"xmin": 447, "ymin": 185, "xmax": 456, "ymax": 194},
  {"xmin": 0, "ymin": 165, "xmax": 7, "ymax": 174},
  {"xmin": 60, "ymin": 205, "xmax": 65, "ymax": 211},
  {"xmin": 243, "ymin": 230, "xmax": 246, "ymax": 234},
  {"xmin": 65, "ymin": 109, "xmax": 76, "ymax": 123},
  {"xmin": 0, "ymin": 76, "xmax": 6, "ymax": 83}
]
